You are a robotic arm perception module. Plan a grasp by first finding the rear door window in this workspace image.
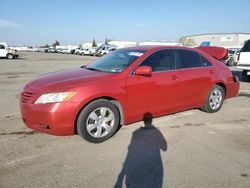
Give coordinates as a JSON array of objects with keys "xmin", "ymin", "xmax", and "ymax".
[
  {"xmin": 200, "ymin": 56, "xmax": 212, "ymax": 67},
  {"xmin": 176, "ymin": 49, "xmax": 203, "ymax": 69}
]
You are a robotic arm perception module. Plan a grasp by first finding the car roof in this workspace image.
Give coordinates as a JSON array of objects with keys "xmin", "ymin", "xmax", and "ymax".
[
  {"xmin": 124, "ymin": 45, "xmax": 192, "ymax": 51},
  {"xmin": 125, "ymin": 45, "xmax": 228, "ymax": 60}
]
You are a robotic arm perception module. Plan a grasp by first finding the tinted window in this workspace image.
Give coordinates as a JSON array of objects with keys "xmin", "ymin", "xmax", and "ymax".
[
  {"xmin": 176, "ymin": 50, "xmax": 202, "ymax": 69},
  {"xmin": 140, "ymin": 49, "xmax": 175, "ymax": 72},
  {"xmin": 0, "ymin": 45, "xmax": 5, "ymax": 49},
  {"xmin": 242, "ymin": 40, "xmax": 250, "ymax": 52},
  {"xmin": 201, "ymin": 56, "xmax": 212, "ymax": 67}
]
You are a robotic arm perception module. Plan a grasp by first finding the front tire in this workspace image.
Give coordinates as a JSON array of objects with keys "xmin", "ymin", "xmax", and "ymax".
[
  {"xmin": 77, "ymin": 100, "xmax": 120, "ymax": 143},
  {"xmin": 7, "ymin": 53, "xmax": 14, "ymax": 59},
  {"xmin": 202, "ymin": 85, "xmax": 225, "ymax": 113}
]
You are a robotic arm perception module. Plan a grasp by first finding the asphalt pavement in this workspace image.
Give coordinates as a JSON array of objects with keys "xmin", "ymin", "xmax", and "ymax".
[{"xmin": 0, "ymin": 52, "xmax": 250, "ymax": 188}]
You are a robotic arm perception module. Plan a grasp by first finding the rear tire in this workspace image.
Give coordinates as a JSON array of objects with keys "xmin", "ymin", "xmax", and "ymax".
[
  {"xmin": 201, "ymin": 85, "xmax": 225, "ymax": 113},
  {"xmin": 77, "ymin": 100, "xmax": 120, "ymax": 143},
  {"xmin": 242, "ymin": 70, "xmax": 250, "ymax": 82}
]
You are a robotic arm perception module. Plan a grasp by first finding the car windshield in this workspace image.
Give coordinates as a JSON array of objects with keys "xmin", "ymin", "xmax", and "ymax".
[{"xmin": 85, "ymin": 49, "xmax": 146, "ymax": 73}]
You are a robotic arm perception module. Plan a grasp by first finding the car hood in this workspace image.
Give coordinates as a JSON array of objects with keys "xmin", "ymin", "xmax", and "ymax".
[{"xmin": 25, "ymin": 68, "xmax": 115, "ymax": 92}]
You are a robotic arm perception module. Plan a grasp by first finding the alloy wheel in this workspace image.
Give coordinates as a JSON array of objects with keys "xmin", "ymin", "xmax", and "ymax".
[
  {"xmin": 86, "ymin": 107, "xmax": 115, "ymax": 138},
  {"xmin": 209, "ymin": 89, "xmax": 223, "ymax": 110}
]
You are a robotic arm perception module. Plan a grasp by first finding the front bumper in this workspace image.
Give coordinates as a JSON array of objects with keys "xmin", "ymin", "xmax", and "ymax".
[{"xmin": 20, "ymin": 101, "xmax": 79, "ymax": 136}]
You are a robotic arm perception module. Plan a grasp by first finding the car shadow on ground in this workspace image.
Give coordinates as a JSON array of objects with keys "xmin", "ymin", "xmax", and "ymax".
[
  {"xmin": 114, "ymin": 112, "xmax": 167, "ymax": 188},
  {"xmin": 238, "ymin": 92, "xmax": 250, "ymax": 98},
  {"xmin": 0, "ymin": 57, "xmax": 26, "ymax": 60},
  {"xmin": 12, "ymin": 57, "xmax": 27, "ymax": 60}
]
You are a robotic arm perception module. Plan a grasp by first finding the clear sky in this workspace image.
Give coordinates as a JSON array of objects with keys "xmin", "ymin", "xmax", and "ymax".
[{"xmin": 1, "ymin": 0, "xmax": 250, "ymax": 46}]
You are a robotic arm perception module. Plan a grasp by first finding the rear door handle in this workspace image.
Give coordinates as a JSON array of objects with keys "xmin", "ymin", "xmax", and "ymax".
[
  {"xmin": 172, "ymin": 75, "xmax": 179, "ymax": 80},
  {"xmin": 210, "ymin": 70, "xmax": 214, "ymax": 74}
]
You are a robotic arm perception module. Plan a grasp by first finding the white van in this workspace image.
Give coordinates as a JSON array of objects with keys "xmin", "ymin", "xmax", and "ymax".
[
  {"xmin": 0, "ymin": 43, "xmax": 19, "ymax": 59},
  {"xmin": 237, "ymin": 39, "xmax": 250, "ymax": 82}
]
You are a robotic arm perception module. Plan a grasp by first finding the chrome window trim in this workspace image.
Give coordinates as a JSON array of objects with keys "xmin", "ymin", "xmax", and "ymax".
[{"xmin": 129, "ymin": 48, "xmax": 214, "ymax": 76}]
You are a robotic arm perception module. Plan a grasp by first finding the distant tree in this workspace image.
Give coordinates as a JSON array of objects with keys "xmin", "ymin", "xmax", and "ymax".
[
  {"xmin": 52, "ymin": 41, "xmax": 60, "ymax": 47},
  {"xmin": 92, "ymin": 38, "xmax": 97, "ymax": 47},
  {"xmin": 179, "ymin": 37, "xmax": 186, "ymax": 46},
  {"xmin": 179, "ymin": 37, "xmax": 196, "ymax": 46}
]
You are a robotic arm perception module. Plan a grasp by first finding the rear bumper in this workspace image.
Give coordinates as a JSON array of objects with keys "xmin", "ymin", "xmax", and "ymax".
[
  {"xmin": 225, "ymin": 76, "xmax": 240, "ymax": 99},
  {"xmin": 20, "ymin": 101, "xmax": 79, "ymax": 136},
  {"xmin": 236, "ymin": 64, "xmax": 250, "ymax": 71},
  {"xmin": 236, "ymin": 66, "xmax": 250, "ymax": 71}
]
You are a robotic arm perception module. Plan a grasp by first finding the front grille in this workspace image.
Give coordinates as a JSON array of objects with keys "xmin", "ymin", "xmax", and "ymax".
[{"xmin": 21, "ymin": 91, "xmax": 34, "ymax": 103}]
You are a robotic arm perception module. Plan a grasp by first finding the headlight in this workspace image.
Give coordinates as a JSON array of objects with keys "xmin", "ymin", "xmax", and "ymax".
[{"xmin": 34, "ymin": 92, "xmax": 76, "ymax": 104}]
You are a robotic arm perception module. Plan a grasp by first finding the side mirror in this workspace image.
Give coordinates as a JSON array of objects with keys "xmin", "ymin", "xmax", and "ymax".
[{"xmin": 134, "ymin": 66, "xmax": 152, "ymax": 77}]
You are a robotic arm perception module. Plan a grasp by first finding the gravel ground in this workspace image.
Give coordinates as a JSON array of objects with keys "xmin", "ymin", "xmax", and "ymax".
[{"xmin": 0, "ymin": 52, "xmax": 250, "ymax": 188}]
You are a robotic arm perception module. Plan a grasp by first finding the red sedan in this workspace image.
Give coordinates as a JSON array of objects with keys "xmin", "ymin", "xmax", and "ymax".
[{"xmin": 20, "ymin": 46, "xmax": 239, "ymax": 143}]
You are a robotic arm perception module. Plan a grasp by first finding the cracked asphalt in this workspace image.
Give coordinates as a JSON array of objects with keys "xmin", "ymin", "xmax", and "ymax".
[{"xmin": 0, "ymin": 52, "xmax": 250, "ymax": 188}]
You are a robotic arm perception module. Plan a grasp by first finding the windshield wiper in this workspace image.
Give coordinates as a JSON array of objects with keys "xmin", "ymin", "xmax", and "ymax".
[{"xmin": 83, "ymin": 66, "xmax": 103, "ymax": 72}]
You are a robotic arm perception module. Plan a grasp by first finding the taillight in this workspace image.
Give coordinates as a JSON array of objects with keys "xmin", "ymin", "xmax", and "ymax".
[{"xmin": 237, "ymin": 53, "xmax": 240, "ymax": 61}]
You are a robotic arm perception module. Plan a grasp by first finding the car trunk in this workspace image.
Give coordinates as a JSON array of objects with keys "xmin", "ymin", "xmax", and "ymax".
[{"xmin": 196, "ymin": 46, "xmax": 228, "ymax": 61}]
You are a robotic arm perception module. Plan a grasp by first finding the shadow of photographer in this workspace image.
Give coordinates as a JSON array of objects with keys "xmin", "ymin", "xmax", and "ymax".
[{"xmin": 114, "ymin": 112, "xmax": 167, "ymax": 188}]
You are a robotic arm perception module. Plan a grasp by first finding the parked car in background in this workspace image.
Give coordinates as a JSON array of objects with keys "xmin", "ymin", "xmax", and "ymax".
[
  {"xmin": 95, "ymin": 44, "xmax": 117, "ymax": 56},
  {"xmin": 224, "ymin": 49, "xmax": 236, "ymax": 67},
  {"xmin": 233, "ymin": 49, "xmax": 240, "ymax": 62},
  {"xmin": 89, "ymin": 47, "xmax": 97, "ymax": 56},
  {"xmin": 47, "ymin": 48, "xmax": 57, "ymax": 53},
  {"xmin": 20, "ymin": 46, "xmax": 239, "ymax": 143},
  {"xmin": 62, "ymin": 48, "xmax": 72, "ymax": 54},
  {"xmin": 59, "ymin": 47, "xmax": 77, "ymax": 54},
  {"xmin": 237, "ymin": 39, "xmax": 250, "ymax": 82},
  {"xmin": 92, "ymin": 45, "xmax": 103, "ymax": 56},
  {"xmin": 56, "ymin": 48, "xmax": 64, "ymax": 53},
  {"xmin": 74, "ymin": 48, "xmax": 81, "ymax": 55},
  {"xmin": 233, "ymin": 50, "xmax": 240, "ymax": 63},
  {"xmin": 99, "ymin": 47, "xmax": 117, "ymax": 56},
  {"xmin": 0, "ymin": 43, "xmax": 19, "ymax": 59},
  {"xmin": 224, "ymin": 49, "xmax": 240, "ymax": 66},
  {"xmin": 79, "ymin": 48, "xmax": 91, "ymax": 56}
]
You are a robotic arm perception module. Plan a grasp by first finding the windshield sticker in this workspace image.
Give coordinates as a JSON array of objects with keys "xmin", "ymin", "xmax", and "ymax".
[{"xmin": 128, "ymin": 52, "xmax": 144, "ymax": 57}]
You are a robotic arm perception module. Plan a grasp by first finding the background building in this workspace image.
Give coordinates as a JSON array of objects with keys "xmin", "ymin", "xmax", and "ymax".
[
  {"xmin": 108, "ymin": 40, "xmax": 137, "ymax": 48},
  {"xmin": 180, "ymin": 33, "xmax": 250, "ymax": 49},
  {"xmin": 138, "ymin": 40, "xmax": 181, "ymax": 46}
]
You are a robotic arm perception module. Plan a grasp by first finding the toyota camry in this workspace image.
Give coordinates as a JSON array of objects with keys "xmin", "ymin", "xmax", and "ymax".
[{"xmin": 20, "ymin": 46, "xmax": 239, "ymax": 143}]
